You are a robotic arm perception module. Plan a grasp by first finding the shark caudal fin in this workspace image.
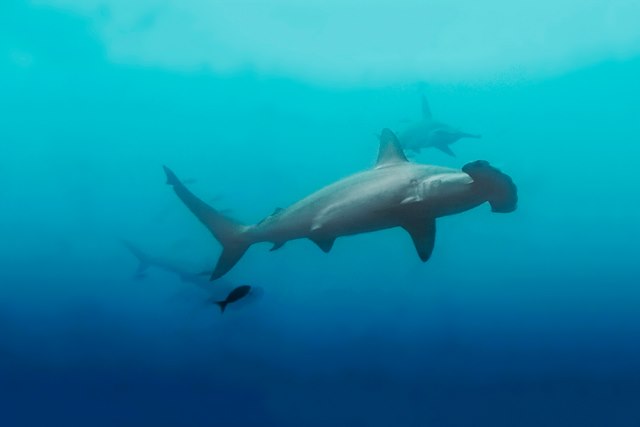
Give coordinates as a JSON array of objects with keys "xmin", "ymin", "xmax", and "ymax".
[
  {"xmin": 463, "ymin": 161, "xmax": 518, "ymax": 213},
  {"xmin": 120, "ymin": 239, "xmax": 151, "ymax": 279},
  {"xmin": 163, "ymin": 166, "xmax": 253, "ymax": 280}
]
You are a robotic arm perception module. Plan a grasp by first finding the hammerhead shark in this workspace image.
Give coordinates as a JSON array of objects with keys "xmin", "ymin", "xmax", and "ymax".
[
  {"xmin": 121, "ymin": 239, "xmax": 263, "ymax": 307},
  {"xmin": 121, "ymin": 239, "xmax": 211, "ymax": 287},
  {"xmin": 163, "ymin": 129, "xmax": 517, "ymax": 280},
  {"xmin": 398, "ymin": 95, "xmax": 481, "ymax": 157}
]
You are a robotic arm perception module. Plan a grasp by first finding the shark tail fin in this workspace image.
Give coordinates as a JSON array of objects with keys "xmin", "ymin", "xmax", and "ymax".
[
  {"xmin": 215, "ymin": 300, "xmax": 229, "ymax": 314},
  {"xmin": 163, "ymin": 166, "xmax": 254, "ymax": 281},
  {"xmin": 120, "ymin": 239, "xmax": 151, "ymax": 279},
  {"xmin": 463, "ymin": 161, "xmax": 518, "ymax": 213}
]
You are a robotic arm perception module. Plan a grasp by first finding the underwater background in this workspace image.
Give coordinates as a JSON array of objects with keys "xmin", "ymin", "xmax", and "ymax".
[{"xmin": 2, "ymin": 1, "xmax": 640, "ymax": 426}]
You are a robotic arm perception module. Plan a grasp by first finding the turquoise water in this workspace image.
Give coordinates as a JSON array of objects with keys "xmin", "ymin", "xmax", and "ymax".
[{"xmin": 2, "ymin": 1, "xmax": 640, "ymax": 426}]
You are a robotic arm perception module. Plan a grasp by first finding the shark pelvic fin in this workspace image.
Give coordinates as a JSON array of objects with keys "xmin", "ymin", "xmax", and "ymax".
[
  {"xmin": 403, "ymin": 218, "xmax": 436, "ymax": 262},
  {"xmin": 270, "ymin": 242, "xmax": 285, "ymax": 252},
  {"xmin": 376, "ymin": 129, "xmax": 408, "ymax": 168},
  {"xmin": 421, "ymin": 95, "xmax": 432, "ymax": 119}
]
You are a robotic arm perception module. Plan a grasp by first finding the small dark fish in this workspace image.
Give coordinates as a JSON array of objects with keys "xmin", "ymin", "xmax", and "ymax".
[{"xmin": 213, "ymin": 285, "xmax": 252, "ymax": 313}]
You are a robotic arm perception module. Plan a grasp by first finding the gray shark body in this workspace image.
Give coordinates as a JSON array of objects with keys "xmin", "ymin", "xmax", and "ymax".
[
  {"xmin": 121, "ymin": 239, "xmax": 265, "ymax": 307},
  {"xmin": 121, "ymin": 239, "xmax": 211, "ymax": 288},
  {"xmin": 398, "ymin": 95, "xmax": 481, "ymax": 157},
  {"xmin": 164, "ymin": 129, "xmax": 517, "ymax": 280}
]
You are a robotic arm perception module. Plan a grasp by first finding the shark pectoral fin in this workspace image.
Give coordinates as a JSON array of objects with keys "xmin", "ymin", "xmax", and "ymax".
[
  {"xmin": 310, "ymin": 237, "xmax": 335, "ymax": 253},
  {"xmin": 270, "ymin": 242, "xmax": 285, "ymax": 252},
  {"xmin": 421, "ymin": 95, "xmax": 432, "ymax": 119},
  {"xmin": 434, "ymin": 144, "xmax": 456, "ymax": 157},
  {"xmin": 403, "ymin": 219, "xmax": 436, "ymax": 262}
]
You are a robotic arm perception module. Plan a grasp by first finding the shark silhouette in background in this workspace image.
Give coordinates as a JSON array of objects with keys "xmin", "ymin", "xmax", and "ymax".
[
  {"xmin": 120, "ymin": 239, "xmax": 263, "ymax": 308},
  {"xmin": 398, "ymin": 95, "xmax": 481, "ymax": 157}
]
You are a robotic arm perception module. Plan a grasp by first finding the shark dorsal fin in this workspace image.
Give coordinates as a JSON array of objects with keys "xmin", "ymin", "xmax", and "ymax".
[
  {"xmin": 376, "ymin": 128, "xmax": 408, "ymax": 168},
  {"xmin": 421, "ymin": 95, "xmax": 432, "ymax": 119}
]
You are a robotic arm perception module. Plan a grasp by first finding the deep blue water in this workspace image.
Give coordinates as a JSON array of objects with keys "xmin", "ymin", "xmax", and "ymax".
[{"xmin": 2, "ymin": 1, "xmax": 640, "ymax": 426}]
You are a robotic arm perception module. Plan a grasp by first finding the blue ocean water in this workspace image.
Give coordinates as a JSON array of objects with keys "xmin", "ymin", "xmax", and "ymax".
[{"xmin": 2, "ymin": 1, "xmax": 640, "ymax": 426}]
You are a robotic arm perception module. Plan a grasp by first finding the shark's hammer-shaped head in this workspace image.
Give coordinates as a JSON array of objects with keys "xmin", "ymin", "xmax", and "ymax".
[
  {"xmin": 404, "ymin": 160, "xmax": 517, "ymax": 218},
  {"xmin": 463, "ymin": 161, "xmax": 518, "ymax": 213}
]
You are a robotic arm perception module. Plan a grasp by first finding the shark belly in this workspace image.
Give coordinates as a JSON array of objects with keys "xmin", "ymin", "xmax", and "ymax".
[{"xmin": 252, "ymin": 167, "xmax": 418, "ymax": 244}]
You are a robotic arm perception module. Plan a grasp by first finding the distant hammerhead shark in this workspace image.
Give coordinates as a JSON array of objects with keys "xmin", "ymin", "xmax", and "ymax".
[
  {"xmin": 163, "ymin": 129, "xmax": 517, "ymax": 280},
  {"xmin": 121, "ymin": 239, "xmax": 264, "ymax": 307},
  {"xmin": 120, "ymin": 239, "xmax": 212, "ymax": 288},
  {"xmin": 398, "ymin": 95, "xmax": 481, "ymax": 157}
]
